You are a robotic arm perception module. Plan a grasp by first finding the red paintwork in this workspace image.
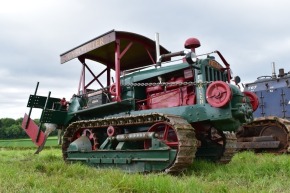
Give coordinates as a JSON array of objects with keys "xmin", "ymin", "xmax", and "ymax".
[
  {"xmin": 214, "ymin": 51, "xmax": 231, "ymax": 83},
  {"xmin": 60, "ymin": 98, "xmax": 68, "ymax": 107},
  {"xmin": 166, "ymin": 77, "xmax": 185, "ymax": 90},
  {"xmin": 109, "ymin": 83, "xmax": 117, "ymax": 95},
  {"xmin": 243, "ymin": 91, "xmax": 259, "ymax": 111},
  {"xmin": 184, "ymin": 37, "xmax": 201, "ymax": 53},
  {"xmin": 184, "ymin": 68, "xmax": 194, "ymax": 80},
  {"xmin": 147, "ymin": 86, "xmax": 195, "ymax": 109},
  {"xmin": 146, "ymin": 85, "xmax": 163, "ymax": 94},
  {"xmin": 107, "ymin": 125, "xmax": 119, "ymax": 137},
  {"xmin": 206, "ymin": 81, "xmax": 232, "ymax": 107},
  {"xmin": 115, "ymin": 39, "xmax": 121, "ymax": 101},
  {"xmin": 21, "ymin": 113, "xmax": 45, "ymax": 147},
  {"xmin": 144, "ymin": 122, "xmax": 178, "ymax": 149},
  {"xmin": 145, "ymin": 76, "xmax": 196, "ymax": 109}
]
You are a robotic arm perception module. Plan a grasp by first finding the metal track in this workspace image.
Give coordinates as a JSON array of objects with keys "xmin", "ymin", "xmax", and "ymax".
[
  {"xmin": 238, "ymin": 116, "xmax": 290, "ymax": 153},
  {"xmin": 62, "ymin": 113, "xmax": 197, "ymax": 174},
  {"xmin": 218, "ymin": 131, "xmax": 237, "ymax": 163},
  {"xmin": 195, "ymin": 131, "xmax": 237, "ymax": 164}
]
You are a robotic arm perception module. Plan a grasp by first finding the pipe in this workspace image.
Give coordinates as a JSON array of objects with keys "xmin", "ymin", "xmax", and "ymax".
[
  {"xmin": 109, "ymin": 132, "xmax": 157, "ymax": 142},
  {"xmin": 272, "ymin": 62, "xmax": 277, "ymax": 79},
  {"xmin": 155, "ymin": 33, "xmax": 161, "ymax": 66},
  {"xmin": 160, "ymin": 51, "xmax": 186, "ymax": 61}
]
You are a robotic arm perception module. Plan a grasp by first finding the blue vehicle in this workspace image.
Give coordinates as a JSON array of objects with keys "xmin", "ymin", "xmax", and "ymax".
[{"xmin": 237, "ymin": 63, "xmax": 290, "ymax": 153}]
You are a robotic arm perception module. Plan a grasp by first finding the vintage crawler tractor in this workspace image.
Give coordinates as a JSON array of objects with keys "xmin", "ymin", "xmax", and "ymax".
[
  {"xmin": 237, "ymin": 63, "xmax": 290, "ymax": 153},
  {"xmin": 22, "ymin": 30, "xmax": 256, "ymax": 173}
]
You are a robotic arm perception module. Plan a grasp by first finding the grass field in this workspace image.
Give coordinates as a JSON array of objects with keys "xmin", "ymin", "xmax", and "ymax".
[
  {"xmin": 0, "ymin": 136, "xmax": 59, "ymax": 148},
  {"xmin": 0, "ymin": 147, "xmax": 289, "ymax": 193}
]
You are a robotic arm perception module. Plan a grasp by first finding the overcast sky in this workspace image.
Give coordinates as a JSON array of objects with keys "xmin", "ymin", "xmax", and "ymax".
[{"xmin": 1, "ymin": 0, "xmax": 290, "ymax": 119}]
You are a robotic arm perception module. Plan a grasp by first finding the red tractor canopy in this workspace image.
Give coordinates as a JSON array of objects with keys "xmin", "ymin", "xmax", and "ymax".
[{"xmin": 60, "ymin": 30, "xmax": 170, "ymax": 101}]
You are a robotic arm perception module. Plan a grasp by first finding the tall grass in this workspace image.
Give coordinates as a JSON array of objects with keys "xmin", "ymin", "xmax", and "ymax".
[{"xmin": 0, "ymin": 148, "xmax": 289, "ymax": 193}]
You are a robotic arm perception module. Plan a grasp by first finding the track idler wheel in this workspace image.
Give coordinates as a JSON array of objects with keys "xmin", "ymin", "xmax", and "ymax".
[
  {"xmin": 144, "ymin": 122, "xmax": 178, "ymax": 149},
  {"xmin": 72, "ymin": 129, "xmax": 98, "ymax": 150},
  {"xmin": 206, "ymin": 81, "xmax": 232, "ymax": 107},
  {"xmin": 260, "ymin": 125, "xmax": 288, "ymax": 152}
]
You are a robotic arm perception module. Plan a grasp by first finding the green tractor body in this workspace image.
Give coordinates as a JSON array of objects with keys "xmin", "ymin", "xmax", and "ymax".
[{"xmin": 22, "ymin": 30, "xmax": 255, "ymax": 173}]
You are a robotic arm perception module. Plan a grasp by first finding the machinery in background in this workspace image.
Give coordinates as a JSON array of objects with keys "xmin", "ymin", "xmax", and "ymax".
[{"xmin": 237, "ymin": 63, "xmax": 290, "ymax": 153}]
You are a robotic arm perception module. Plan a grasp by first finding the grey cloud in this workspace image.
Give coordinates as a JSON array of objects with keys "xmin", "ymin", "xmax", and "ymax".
[{"xmin": 1, "ymin": 0, "xmax": 290, "ymax": 118}]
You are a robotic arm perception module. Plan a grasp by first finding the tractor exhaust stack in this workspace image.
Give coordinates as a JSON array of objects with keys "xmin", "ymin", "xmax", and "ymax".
[
  {"xmin": 272, "ymin": 62, "xmax": 277, "ymax": 79},
  {"xmin": 155, "ymin": 33, "xmax": 161, "ymax": 66}
]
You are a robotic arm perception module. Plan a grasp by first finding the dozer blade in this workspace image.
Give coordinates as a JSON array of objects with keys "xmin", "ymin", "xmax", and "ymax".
[
  {"xmin": 34, "ymin": 123, "xmax": 57, "ymax": 154},
  {"xmin": 22, "ymin": 113, "xmax": 45, "ymax": 147}
]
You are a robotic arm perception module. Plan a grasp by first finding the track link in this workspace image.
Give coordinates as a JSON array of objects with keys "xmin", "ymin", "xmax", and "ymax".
[
  {"xmin": 62, "ymin": 113, "xmax": 197, "ymax": 174},
  {"xmin": 218, "ymin": 132, "xmax": 237, "ymax": 163},
  {"xmin": 195, "ymin": 131, "xmax": 237, "ymax": 164}
]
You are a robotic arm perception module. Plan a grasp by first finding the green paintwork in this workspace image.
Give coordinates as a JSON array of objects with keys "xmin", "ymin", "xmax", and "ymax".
[
  {"xmin": 66, "ymin": 149, "xmax": 177, "ymax": 173},
  {"xmin": 66, "ymin": 133, "xmax": 177, "ymax": 173},
  {"xmin": 23, "ymin": 46, "xmax": 255, "ymax": 173},
  {"xmin": 121, "ymin": 63, "xmax": 190, "ymax": 84},
  {"xmin": 29, "ymin": 55, "xmax": 252, "ymax": 130},
  {"xmin": 27, "ymin": 95, "xmax": 60, "ymax": 109},
  {"xmin": 41, "ymin": 109, "xmax": 67, "ymax": 124}
]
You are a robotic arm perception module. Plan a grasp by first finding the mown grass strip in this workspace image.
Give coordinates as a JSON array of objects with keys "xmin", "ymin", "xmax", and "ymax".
[{"xmin": 0, "ymin": 136, "xmax": 59, "ymax": 148}]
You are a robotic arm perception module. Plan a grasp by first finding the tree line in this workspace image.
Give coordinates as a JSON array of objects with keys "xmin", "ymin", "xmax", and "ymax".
[{"xmin": 0, "ymin": 118, "xmax": 56, "ymax": 139}]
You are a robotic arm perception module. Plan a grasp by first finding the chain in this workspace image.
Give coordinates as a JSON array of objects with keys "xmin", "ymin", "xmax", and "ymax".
[{"xmin": 121, "ymin": 81, "xmax": 213, "ymax": 87}]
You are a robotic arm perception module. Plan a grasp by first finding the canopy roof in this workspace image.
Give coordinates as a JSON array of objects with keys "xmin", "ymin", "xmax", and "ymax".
[{"xmin": 60, "ymin": 30, "xmax": 171, "ymax": 71}]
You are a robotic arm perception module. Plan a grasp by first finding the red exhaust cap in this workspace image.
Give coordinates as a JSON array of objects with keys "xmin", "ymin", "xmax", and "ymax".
[{"xmin": 184, "ymin": 38, "xmax": 201, "ymax": 52}]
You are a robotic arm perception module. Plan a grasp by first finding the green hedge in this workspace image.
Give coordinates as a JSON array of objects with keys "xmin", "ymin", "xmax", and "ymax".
[{"xmin": 0, "ymin": 118, "xmax": 57, "ymax": 139}]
